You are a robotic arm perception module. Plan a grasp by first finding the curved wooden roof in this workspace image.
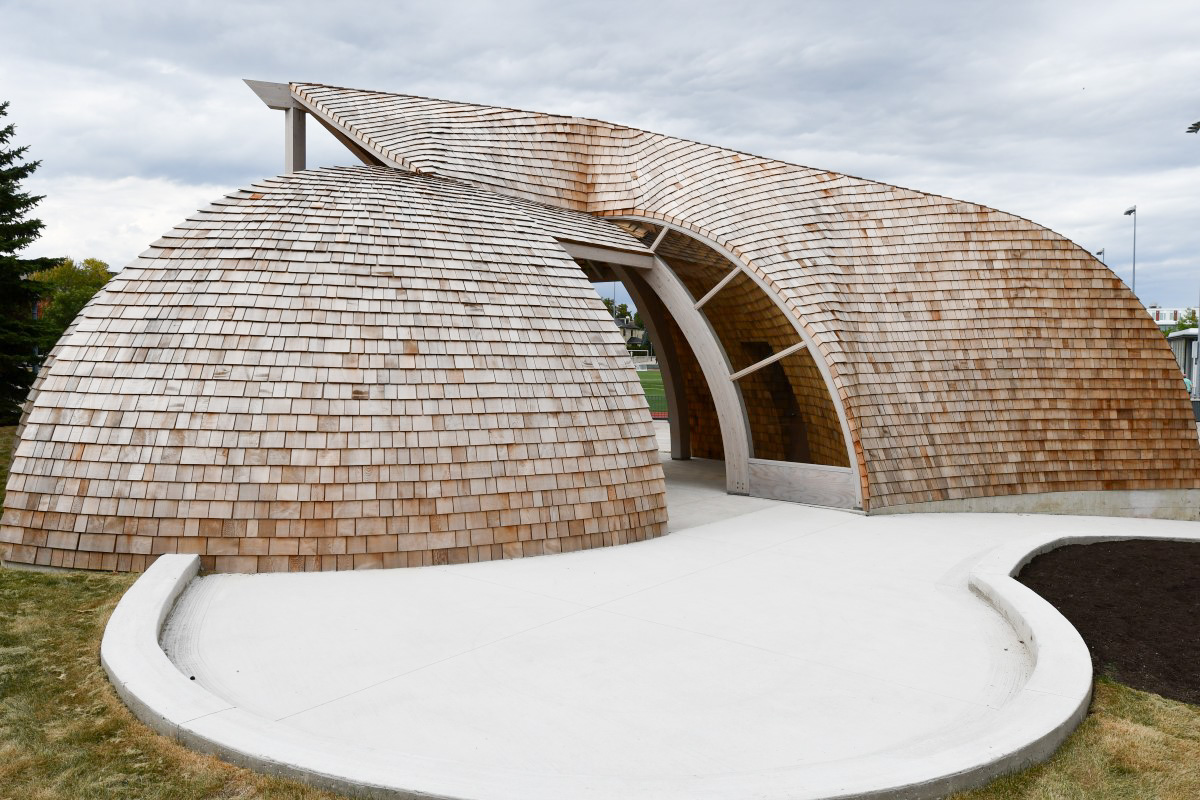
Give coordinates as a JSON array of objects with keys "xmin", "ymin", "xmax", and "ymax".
[{"xmin": 291, "ymin": 83, "xmax": 1200, "ymax": 510}]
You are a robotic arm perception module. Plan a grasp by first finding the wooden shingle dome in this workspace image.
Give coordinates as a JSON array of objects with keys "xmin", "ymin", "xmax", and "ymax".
[{"xmin": 0, "ymin": 167, "xmax": 666, "ymax": 572}]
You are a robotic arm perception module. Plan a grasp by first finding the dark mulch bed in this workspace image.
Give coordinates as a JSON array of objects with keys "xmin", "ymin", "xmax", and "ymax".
[{"xmin": 1017, "ymin": 539, "xmax": 1200, "ymax": 706}]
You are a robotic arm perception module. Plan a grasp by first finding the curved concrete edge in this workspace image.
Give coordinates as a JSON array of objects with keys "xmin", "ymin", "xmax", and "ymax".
[
  {"xmin": 100, "ymin": 554, "xmax": 220, "ymax": 740},
  {"xmin": 960, "ymin": 528, "xmax": 1200, "ymax": 793},
  {"xmin": 100, "ymin": 554, "xmax": 458, "ymax": 800},
  {"xmin": 101, "ymin": 533, "xmax": 1200, "ymax": 800},
  {"xmin": 875, "ymin": 489, "xmax": 1200, "ymax": 521}
]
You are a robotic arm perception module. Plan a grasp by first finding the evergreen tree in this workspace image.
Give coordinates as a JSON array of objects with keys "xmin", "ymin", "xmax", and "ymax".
[{"xmin": 0, "ymin": 101, "xmax": 57, "ymax": 424}]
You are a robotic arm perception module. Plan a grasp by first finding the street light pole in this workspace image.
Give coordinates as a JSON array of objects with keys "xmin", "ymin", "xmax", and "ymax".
[
  {"xmin": 1185, "ymin": 125, "xmax": 1198, "ymax": 401},
  {"xmin": 1124, "ymin": 206, "xmax": 1137, "ymax": 296},
  {"xmin": 1194, "ymin": 282, "xmax": 1199, "ymax": 402}
]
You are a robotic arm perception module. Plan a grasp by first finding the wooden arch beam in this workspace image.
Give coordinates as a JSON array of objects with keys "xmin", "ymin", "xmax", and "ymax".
[{"xmin": 614, "ymin": 217, "xmax": 863, "ymax": 510}]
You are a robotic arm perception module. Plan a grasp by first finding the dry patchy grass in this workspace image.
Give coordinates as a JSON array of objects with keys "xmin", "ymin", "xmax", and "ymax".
[
  {"xmin": 0, "ymin": 568, "xmax": 347, "ymax": 800},
  {"xmin": 953, "ymin": 678, "xmax": 1200, "ymax": 800}
]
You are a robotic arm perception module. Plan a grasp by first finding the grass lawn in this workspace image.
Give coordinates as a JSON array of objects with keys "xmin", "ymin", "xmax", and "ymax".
[
  {"xmin": 1, "ymin": 422, "xmax": 1198, "ymax": 799},
  {"xmin": 953, "ymin": 678, "xmax": 1200, "ymax": 799},
  {"xmin": 638, "ymin": 369, "xmax": 667, "ymax": 414},
  {"xmin": 0, "ymin": 424, "xmax": 16, "ymax": 508},
  {"xmin": 0, "ymin": 568, "xmax": 345, "ymax": 799},
  {"xmin": 637, "ymin": 368, "xmax": 664, "ymax": 396}
]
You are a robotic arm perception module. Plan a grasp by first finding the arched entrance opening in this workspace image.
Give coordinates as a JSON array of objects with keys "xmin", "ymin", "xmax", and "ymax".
[{"xmin": 575, "ymin": 218, "xmax": 862, "ymax": 510}]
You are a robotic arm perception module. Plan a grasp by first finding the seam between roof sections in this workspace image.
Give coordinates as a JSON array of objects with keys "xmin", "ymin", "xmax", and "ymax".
[
  {"xmin": 292, "ymin": 83, "xmax": 613, "ymax": 210},
  {"xmin": 286, "ymin": 81, "xmax": 1093, "ymax": 243}
]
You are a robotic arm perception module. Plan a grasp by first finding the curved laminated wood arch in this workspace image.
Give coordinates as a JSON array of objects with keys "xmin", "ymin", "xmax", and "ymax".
[
  {"xmin": 612, "ymin": 264, "xmax": 690, "ymax": 461},
  {"xmin": 613, "ymin": 217, "xmax": 862, "ymax": 508},
  {"xmin": 636, "ymin": 252, "xmax": 753, "ymax": 494}
]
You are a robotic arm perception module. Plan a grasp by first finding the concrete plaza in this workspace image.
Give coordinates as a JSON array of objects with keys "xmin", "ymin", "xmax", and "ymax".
[{"xmin": 113, "ymin": 431, "xmax": 1198, "ymax": 799}]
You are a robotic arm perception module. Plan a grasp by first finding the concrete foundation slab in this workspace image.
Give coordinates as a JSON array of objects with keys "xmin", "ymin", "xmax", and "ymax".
[{"xmin": 116, "ymin": 458, "xmax": 1200, "ymax": 800}]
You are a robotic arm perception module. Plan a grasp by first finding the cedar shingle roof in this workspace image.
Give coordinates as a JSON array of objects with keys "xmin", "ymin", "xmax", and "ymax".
[{"xmin": 290, "ymin": 82, "xmax": 1200, "ymax": 509}]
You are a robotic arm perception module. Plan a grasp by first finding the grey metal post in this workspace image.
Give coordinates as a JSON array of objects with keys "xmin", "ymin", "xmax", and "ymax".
[
  {"xmin": 285, "ymin": 107, "xmax": 306, "ymax": 172},
  {"xmin": 243, "ymin": 80, "xmax": 309, "ymax": 172},
  {"xmin": 1124, "ymin": 205, "xmax": 1137, "ymax": 296}
]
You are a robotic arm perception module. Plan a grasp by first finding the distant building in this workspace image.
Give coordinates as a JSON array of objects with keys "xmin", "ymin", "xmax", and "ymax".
[
  {"xmin": 1168, "ymin": 327, "xmax": 1198, "ymax": 392},
  {"xmin": 615, "ymin": 316, "xmax": 646, "ymax": 347},
  {"xmin": 1146, "ymin": 305, "xmax": 1198, "ymax": 332}
]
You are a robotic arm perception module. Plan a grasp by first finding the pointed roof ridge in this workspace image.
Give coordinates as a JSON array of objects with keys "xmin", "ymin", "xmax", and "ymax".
[
  {"xmin": 292, "ymin": 81, "xmax": 625, "ymax": 129},
  {"xmin": 288, "ymin": 80, "xmax": 1055, "ymax": 235}
]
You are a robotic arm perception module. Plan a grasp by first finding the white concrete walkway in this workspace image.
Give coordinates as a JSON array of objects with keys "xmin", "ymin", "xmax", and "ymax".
[{"xmin": 152, "ymin": 442, "xmax": 1200, "ymax": 799}]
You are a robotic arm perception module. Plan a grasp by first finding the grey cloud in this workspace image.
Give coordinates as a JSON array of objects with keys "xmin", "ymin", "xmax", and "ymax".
[{"xmin": 3, "ymin": 0, "xmax": 1198, "ymax": 301}]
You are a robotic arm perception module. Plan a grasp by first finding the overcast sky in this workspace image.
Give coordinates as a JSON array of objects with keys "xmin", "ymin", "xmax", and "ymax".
[{"xmin": 3, "ymin": 0, "xmax": 1198, "ymax": 308}]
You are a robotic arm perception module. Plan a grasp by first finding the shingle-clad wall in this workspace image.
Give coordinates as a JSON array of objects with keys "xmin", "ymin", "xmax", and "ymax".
[
  {"xmin": 294, "ymin": 83, "xmax": 1200, "ymax": 511},
  {"xmin": 0, "ymin": 167, "xmax": 666, "ymax": 572}
]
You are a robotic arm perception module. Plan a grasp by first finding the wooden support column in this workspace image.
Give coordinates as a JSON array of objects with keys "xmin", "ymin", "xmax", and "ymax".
[
  {"xmin": 638, "ymin": 256, "xmax": 751, "ymax": 494},
  {"xmin": 245, "ymin": 80, "xmax": 309, "ymax": 173},
  {"xmin": 617, "ymin": 215, "xmax": 864, "ymax": 510},
  {"xmin": 285, "ymin": 107, "xmax": 306, "ymax": 172},
  {"xmin": 613, "ymin": 265, "xmax": 690, "ymax": 460}
]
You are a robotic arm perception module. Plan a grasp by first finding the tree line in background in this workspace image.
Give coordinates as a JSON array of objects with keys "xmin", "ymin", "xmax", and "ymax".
[
  {"xmin": 0, "ymin": 101, "xmax": 110, "ymax": 425},
  {"xmin": 602, "ymin": 296, "xmax": 639, "ymax": 326}
]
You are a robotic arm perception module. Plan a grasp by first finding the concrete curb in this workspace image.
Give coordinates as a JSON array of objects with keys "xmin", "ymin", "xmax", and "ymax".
[
  {"xmin": 100, "ymin": 554, "xmax": 452, "ymax": 800},
  {"xmin": 102, "ymin": 533, "xmax": 1199, "ymax": 800},
  {"xmin": 100, "ymin": 555, "xmax": 236, "ymax": 741},
  {"xmin": 961, "ymin": 528, "xmax": 1200, "ymax": 790}
]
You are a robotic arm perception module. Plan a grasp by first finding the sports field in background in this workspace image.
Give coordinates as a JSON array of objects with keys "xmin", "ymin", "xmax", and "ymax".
[{"xmin": 637, "ymin": 369, "xmax": 668, "ymax": 418}]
